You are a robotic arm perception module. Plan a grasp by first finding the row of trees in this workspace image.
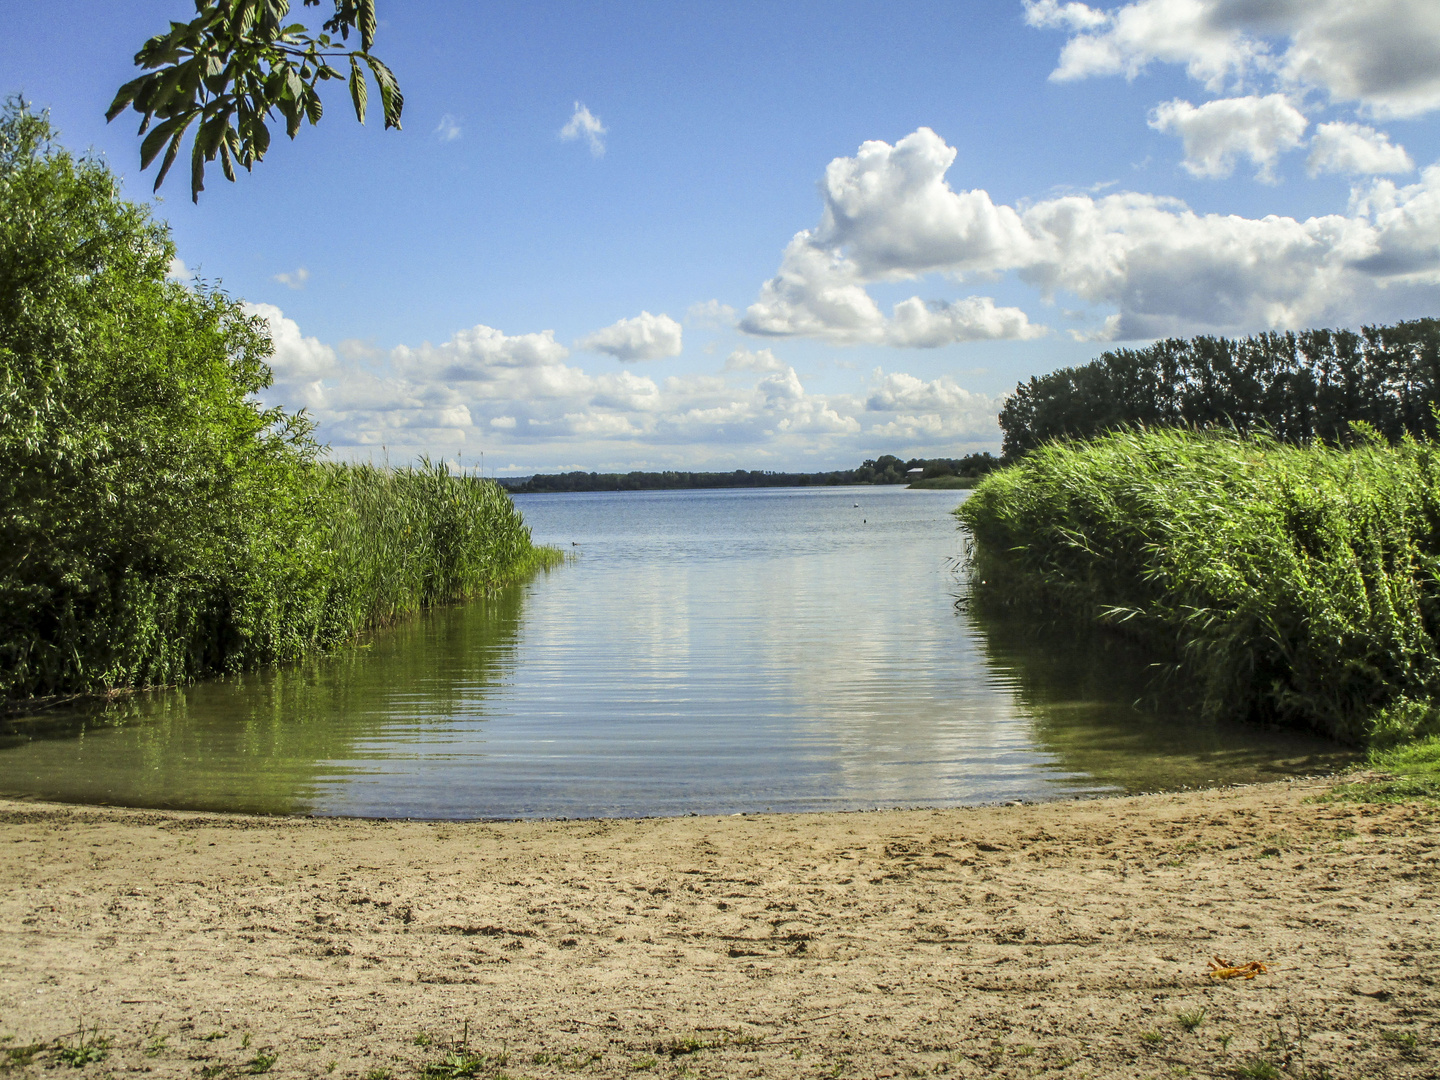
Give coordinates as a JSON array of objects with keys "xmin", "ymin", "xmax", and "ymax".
[
  {"xmin": 853, "ymin": 453, "xmax": 1001, "ymax": 485},
  {"xmin": 999, "ymin": 320, "xmax": 1440, "ymax": 457},
  {"xmin": 501, "ymin": 454, "xmax": 1004, "ymax": 494}
]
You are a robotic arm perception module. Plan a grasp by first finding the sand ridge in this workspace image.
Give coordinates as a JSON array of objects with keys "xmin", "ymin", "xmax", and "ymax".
[{"xmin": 1, "ymin": 779, "xmax": 1436, "ymax": 1079}]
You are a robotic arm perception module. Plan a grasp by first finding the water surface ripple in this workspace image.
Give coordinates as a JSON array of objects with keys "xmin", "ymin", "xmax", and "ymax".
[{"xmin": 0, "ymin": 487, "xmax": 1352, "ymax": 817}]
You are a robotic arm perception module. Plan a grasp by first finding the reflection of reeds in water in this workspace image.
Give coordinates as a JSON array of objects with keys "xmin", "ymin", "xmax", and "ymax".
[
  {"xmin": 958, "ymin": 585, "xmax": 1358, "ymax": 792},
  {"xmin": 958, "ymin": 428, "xmax": 1440, "ymax": 746},
  {"xmin": 0, "ymin": 586, "xmax": 534, "ymax": 816}
]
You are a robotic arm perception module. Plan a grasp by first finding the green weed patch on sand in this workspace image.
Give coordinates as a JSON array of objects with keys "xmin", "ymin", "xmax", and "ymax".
[{"xmin": 1323, "ymin": 736, "xmax": 1440, "ymax": 804}]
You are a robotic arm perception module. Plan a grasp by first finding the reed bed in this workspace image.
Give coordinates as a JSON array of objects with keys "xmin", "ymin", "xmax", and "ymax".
[
  {"xmin": 1, "ymin": 460, "xmax": 560, "ymax": 700},
  {"xmin": 957, "ymin": 428, "xmax": 1440, "ymax": 746},
  {"xmin": 322, "ymin": 459, "xmax": 561, "ymax": 634}
]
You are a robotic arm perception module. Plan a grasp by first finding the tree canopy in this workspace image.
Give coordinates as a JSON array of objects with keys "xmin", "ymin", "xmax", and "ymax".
[
  {"xmin": 0, "ymin": 98, "xmax": 331, "ymax": 695},
  {"xmin": 107, "ymin": 0, "xmax": 402, "ymax": 202},
  {"xmin": 999, "ymin": 321, "xmax": 1440, "ymax": 457}
]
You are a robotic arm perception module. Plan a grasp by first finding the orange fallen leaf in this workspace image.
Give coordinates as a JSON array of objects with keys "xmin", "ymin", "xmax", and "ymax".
[{"xmin": 1208, "ymin": 956, "xmax": 1267, "ymax": 980}]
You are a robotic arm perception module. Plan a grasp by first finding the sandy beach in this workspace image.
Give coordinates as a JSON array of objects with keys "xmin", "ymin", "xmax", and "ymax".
[{"xmin": 1, "ymin": 778, "xmax": 1435, "ymax": 1079}]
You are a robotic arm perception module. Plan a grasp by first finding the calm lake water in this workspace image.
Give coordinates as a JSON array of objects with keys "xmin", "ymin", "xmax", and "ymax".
[{"xmin": 0, "ymin": 486, "xmax": 1353, "ymax": 818}]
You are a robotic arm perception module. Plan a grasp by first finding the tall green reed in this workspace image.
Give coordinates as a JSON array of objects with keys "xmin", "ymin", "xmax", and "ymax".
[
  {"xmin": 958, "ymin": 427, "xmax": 1440, "ymax": 746},
  {"xmin": 2, "ymin": 460, "xmax": 560, "ymax": 700},
  {"xmin": 321, "ymin": 458, "xmax": 559, "ymax": 636}
]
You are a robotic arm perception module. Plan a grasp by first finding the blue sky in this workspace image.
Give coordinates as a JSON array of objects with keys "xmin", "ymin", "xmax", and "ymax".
[{"xmin": 6, "ymin": 1, "xmax": 1440, "ymax": 472}]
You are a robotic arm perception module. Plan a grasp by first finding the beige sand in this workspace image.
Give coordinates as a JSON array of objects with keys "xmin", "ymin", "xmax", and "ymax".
[{"xmin": 1, "ymin": 779, "xmax": 1435, "ymax": 1079}]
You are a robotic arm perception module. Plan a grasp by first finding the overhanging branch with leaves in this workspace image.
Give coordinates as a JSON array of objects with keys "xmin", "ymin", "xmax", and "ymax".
[{"xmin": 107, "ymin": 0, "xmax": 402, "ymax": 202}]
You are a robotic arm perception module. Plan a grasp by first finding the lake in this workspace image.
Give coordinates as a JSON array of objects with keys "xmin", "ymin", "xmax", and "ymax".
[{"xmin": 0, "ymin": 486, "xmax": 1352, "ymax": 818}]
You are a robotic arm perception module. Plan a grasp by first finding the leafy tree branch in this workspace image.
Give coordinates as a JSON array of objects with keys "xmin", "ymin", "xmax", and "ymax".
[{"xmin": 107, "ymin": 0, "xmax": 402, "ymax": 202}]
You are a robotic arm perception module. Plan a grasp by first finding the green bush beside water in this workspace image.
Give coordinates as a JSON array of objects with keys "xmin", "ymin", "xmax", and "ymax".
[
  {"xmin": 958, "ymin": 428, "xmax": 1440, "ymax": 746},
  {"xmin": 0, "ymin": 101, "xmax": 557, "ymax": 700}
]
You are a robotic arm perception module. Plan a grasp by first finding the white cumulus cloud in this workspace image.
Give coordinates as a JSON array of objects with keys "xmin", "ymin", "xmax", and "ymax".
[
  {"xmin": 1026, "ymin": 0, "xmax": 1440, "ymax": 119},
  {"xmin": 741, "ymin": 130, "xmax": 1046, "ymax": 346},
  {"xmin": 244, "ymin": 302, "xmax": 339, "ymax": 381},
  {"xmin": 1307, "ymin": 122, "xmax": 1415, "ymax": 176},
  {"xmin": 1026, "ymin": 0, "xmax": 1264, "ymax": 91},
  {"xmin": 884, "ymin": 296, "xmax": 1048, "ymax": 347},
  {"xmin": 742, "ymin": 126, "xmax": 1440, "ymax": 344},
  {"xmin": 1148, "ymin": 95, "xmax": 1308, "ymax": 181},
  {"xmin": 862, "ymin": 370, "xmax": 1003, "ymax": 443},
  {"xmin": 560, "ymin": 102, "xmax": 607, "ymax": 157},
  {"xmin": 577, "ymin": 311, "xmax": 684, "ymax": 362},
  {"xmin": 243, "ymin": 304, "xmax": 1005, "ymax": 468}
]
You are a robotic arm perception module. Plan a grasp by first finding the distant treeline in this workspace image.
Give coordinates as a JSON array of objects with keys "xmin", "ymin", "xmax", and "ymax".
[
  {"xmin": 1000, "ymin": 318, "xmax": 1440, "ymax": 457},
  {"xmin": 501, "ymin": 453, "xmax": 1002, "ymax": 494}
]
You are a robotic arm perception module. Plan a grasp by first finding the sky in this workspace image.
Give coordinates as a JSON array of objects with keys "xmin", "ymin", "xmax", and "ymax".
[{"xmin": 5, "ymin": 0, "xmax": 1440, "ymax": 474}]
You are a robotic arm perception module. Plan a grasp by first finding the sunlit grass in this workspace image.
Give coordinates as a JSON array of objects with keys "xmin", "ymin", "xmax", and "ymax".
[{"xmin": 1323, "ymin": 735, "xmax": 1440, "ymax": 803}]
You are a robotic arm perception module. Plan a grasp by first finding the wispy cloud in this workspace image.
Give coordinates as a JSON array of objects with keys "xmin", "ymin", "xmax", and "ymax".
[
  {"xmin": 559, "ymin": 102, "xmax": 607, "ymax": 157},
  {"xmin": 434, "ymin": 113, "xmax": 462, "ymax": 142},
  {"xmin": 273, "ymin": 267, "xmax": 310, "ymax": 290},
  {"xmin": 685, "ymin": 300, "xmax": 737, "ymax": 328},
  {"xmin": 724, "ymin": 347, "xmax": 787, "ymax": 373}
]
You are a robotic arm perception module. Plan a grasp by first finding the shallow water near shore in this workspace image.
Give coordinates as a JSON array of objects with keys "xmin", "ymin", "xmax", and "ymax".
[{"xmin": 0, "ymin": 486, "xmax": 1353, "ymax": 817}]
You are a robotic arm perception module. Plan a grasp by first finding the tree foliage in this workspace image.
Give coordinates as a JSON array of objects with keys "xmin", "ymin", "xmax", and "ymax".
[
  {"xmin": 0, "ymin": 98, "xmax": 331, "ymax": 695},
  {"xmin": 0, "ymin": 101, "xmax": 550, "ymax": 700},
  {"xmin": 999, "ymin": 321, "xmax": 1440, "ymax": 457},
  {"xmin": 107, "ymin": 0, "xmax": 402, "ymax": 202},
  {"xmin": 852, "ymin": 453, "xmax": 1002, "ymax": 485}
]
